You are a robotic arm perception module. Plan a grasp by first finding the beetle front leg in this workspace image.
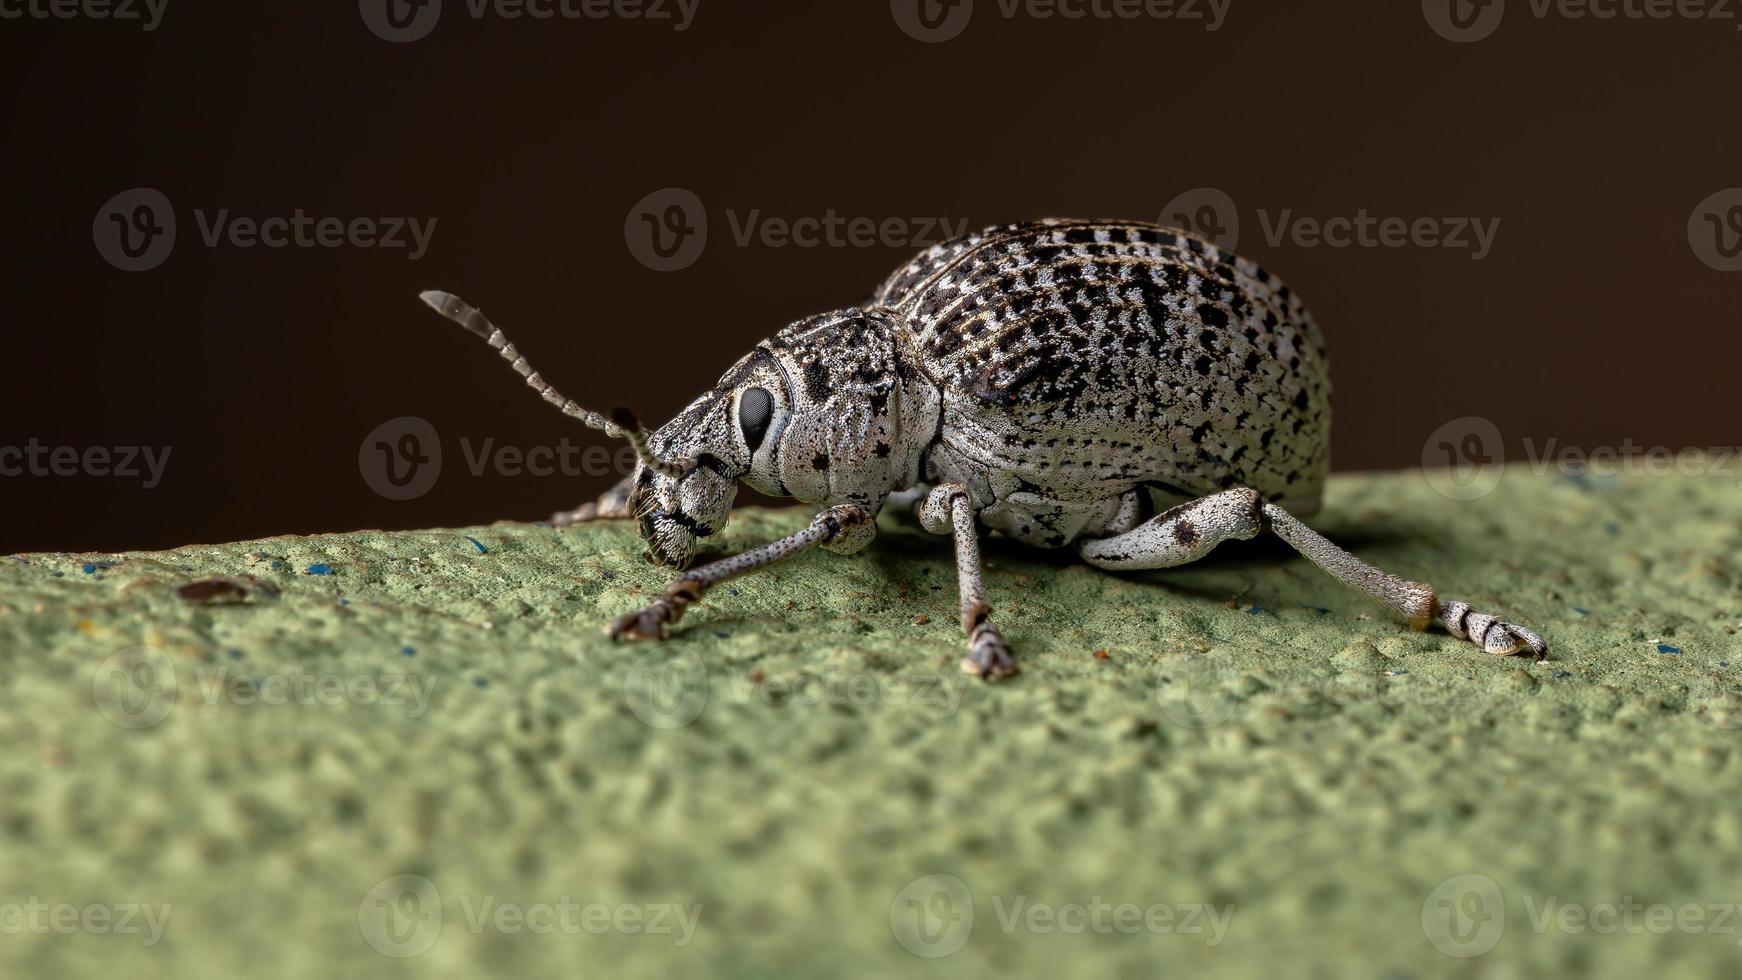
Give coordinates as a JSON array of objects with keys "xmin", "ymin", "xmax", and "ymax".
[
  {"xmin": 918, "ymin": 485, "xmax": 1017, "ymax": 681},
  {"xmin": 608, "ymin": 503, "xmax": 876, "ymax": 641},
  {"xmin": 551, "ymin": 475, "xmax": 635, "ymax": 527}
]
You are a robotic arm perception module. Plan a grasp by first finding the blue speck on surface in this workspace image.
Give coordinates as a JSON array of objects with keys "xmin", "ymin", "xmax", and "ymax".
[
  {"xmin": 1573, "ymin": 607, "xmax": 1589, "ymax": 615},
  {"xmin": 401, "ymin": 646, "xmax": 417, "ymax": 657},
  {"xmin": 227, "ymin": 649, "xmax": 243, "ymax": 661},
  {"xmin": 1657, "ymin": 643, "xmax": 1683, "ymax": 655},
  {"xmin": 1243, "ymin": 606, "xmax": 1265, "ymax": 615},
  {"xmin": 727, "ymin": 588, "xmax": 740, "ymax": 596},
  {"xmin": 52, "ymin": 571, "xmax": 64, "ymax": 578},
  {"xmin": 465, "ymin": 536, "xmax": 488, "ymax": 554},
  {"xmin": 83, "ymin": 563, "xmax": 96, "ymax": 574},
  {"xmin": 270, "ymin": 560, "xmax": 283, "ymax": 571},
  {"xmin": 306, "ymin": 564, "xmax": 334, "ymax": 576},
  {"xmin": 1720, "ymin": 661, "xmax": 1730, "ymax": 668},
  {"xmin": 473, "ymin": 677, "xmax": 489, "ymax": 688},
  {"xmin": 713, "ymin": 630, "xmax": 731, "ymax": 639},
  {"xmin": 338, "ymin": 598, "xmax": 350, "ymax": 606}
]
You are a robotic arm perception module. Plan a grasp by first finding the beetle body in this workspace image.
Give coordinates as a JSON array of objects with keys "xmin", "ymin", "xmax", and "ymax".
[
  {"xmin": 876, "ymin": 219, "xmax": 1331, "ymax": 549},
  {"xmin": 422, "ymin": 219, "xmax": 1546, "ymax": 680}
]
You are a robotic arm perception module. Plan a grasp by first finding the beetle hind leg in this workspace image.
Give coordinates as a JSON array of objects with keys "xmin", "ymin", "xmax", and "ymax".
[{"xmin": 1078, "ymin": 489, "xmax": 1549, "ymax": 662}]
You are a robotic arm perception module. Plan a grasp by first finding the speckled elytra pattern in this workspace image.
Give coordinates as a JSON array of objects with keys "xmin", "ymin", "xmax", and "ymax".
[{"xmin": 423, "ymin": 220, "xmax": 1546, "ymax": 676}]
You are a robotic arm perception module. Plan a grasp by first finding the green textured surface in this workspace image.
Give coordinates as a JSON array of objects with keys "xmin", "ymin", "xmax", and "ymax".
[{"xmin": 3, "ymin": 469, "xmax": 1740, "ymax": 979}]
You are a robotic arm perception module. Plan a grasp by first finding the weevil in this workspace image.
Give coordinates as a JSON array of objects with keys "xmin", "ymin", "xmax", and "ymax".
[{"xmin": 421, "ymin": 219, "xmax": 1546, "ymax": 680}]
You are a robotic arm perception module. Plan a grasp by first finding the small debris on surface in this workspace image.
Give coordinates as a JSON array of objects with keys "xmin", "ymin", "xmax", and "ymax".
[
  {"xmin": 465, "ymin": 536, "xmax": 488, "ymax": 554},
  {"xmin": 176, "ymin": 578, "xmax": 276, "ymax": 605},
  {"xmin": 401, "ymin": 646, "xmax": 417, "ymax": 657},
  {"xmin": 1657, "ymin": 643, "xmax": 1684, "ymax": 655},
  {"xmin": 1573, "ymin": 607, "xmax": 1590, "ymax": 615},
  {"xmin": 914, "ymin": 613, "xmax": 930, "ymax": 625},
  {"xmin": 306, "ymin": 564, "xmax": 334, "ymax": 576},
  {"xmin": 1384, "ymin": 669, "xmax": 1409, "ymax": 676},
  {"xmin": 1093, "ymin": 649, "xmax": 1111, "ymax": 660}
]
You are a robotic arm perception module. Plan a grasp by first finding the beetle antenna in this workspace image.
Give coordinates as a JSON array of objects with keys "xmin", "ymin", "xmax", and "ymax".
[
  {"xmin": 419, "ymin": 290, "xmax": 687, "ymax": 478},
  {"xmin": 607, "ymin": 407, "xmax": 688, "ymax": 479}
]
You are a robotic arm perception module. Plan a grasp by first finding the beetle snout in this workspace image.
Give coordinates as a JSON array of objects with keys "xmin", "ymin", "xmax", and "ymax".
[{"xmin": 630, "ymin": 463, "xmax": 736, "ymax": 569}]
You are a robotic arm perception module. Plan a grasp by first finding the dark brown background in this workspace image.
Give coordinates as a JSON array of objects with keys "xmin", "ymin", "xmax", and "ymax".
[{"xmin": 3, "ymin": 0, "xmax": 1738, "ymax": 554}]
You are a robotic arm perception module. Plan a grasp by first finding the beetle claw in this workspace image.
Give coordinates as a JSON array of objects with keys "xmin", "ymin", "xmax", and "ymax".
[{"xmin": 608, "ymin": 602, "xmax": 674, "ymax": 642}]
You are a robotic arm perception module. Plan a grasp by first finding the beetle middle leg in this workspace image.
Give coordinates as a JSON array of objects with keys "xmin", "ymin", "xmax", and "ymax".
[
  {"xmin": 918, "ymin": 485, "xmax": 1018, "ymax": 681},
  {"xmin": 608, "ymin": 503, "xmax": 876, "ymax": 641}
]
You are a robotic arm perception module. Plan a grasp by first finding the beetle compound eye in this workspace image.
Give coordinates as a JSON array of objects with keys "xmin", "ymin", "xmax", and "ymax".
[{"xmin": 739, "ymin": 387, "xmax": 774, "ymax": 452}]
